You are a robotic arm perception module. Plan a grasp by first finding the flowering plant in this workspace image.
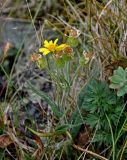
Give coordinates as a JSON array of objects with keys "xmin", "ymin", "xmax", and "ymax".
[
  {"xmin": 39, "ymin": 38, "xmax": 68, "ymax": 55},
  {"xmin": 31, "ymin": 36, "xmax": 77, "ymax": 69}
]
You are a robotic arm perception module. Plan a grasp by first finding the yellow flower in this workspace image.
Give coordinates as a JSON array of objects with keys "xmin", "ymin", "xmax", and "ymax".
[
  {"xmin": 39, "ymin": 38, "xmax": 68, "ymax": 55},
  {"xmin": 56, "ymin": 44, "xmax": 68, "ymax": 51}
]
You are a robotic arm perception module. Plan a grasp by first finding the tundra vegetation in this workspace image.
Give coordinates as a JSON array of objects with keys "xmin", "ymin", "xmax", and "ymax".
[{"xmin": 0, "ymin": 0, "xmax": 127, "ymax": 160}]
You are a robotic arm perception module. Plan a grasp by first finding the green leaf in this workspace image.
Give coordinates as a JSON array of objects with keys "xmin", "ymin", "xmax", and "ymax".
[
  {"xmin": 76, "ymin": 78, "xmax": 124, "ymax": 146},
  {"xmin": 109, "ymin": 75, "xmax": 123, "ymax": 83},
  {"xmin": 55, "ymin": 55, "xmax": 72, "ymax": 68},
  {"xmin": 55, "ymin": 124, "xmax": 71, "ymax": 134},
  {"xmin": 109, "ymin": 66, "xmax": 127, "ymax": 96},
  {"xmin": 55, "ymin": 58, "xmax": 65, "ymax": 68},
  {"xmin": 79, "ymin": 56, "xmax": 89, "ymax": 66},
  {"xmin": 70, "ymin": 111, "xmax": 84, "ymax": 139},
  {"xmin": 67, "ymin": 37, "xmax": 78, "ymax": 47},
  {"xmin": 109, "ymin": 83, "xmax": 120, "ymax": 89},
  {"xmin": 55, "ymin": 124, "xmax": 83, "ymax": 135},
  {"xmin": 64, "ymin": 144, "xmax": 75, "ymax": 160},
  {"xmin": 85, "ymin": 114, "xmax": 99, "ymax": 128},
  {"xmin": 27, "ymin": 81, "xmax": 62, "ymax": 119},
  {"xmin": 114, "ymin": 66, "xmax": 125, "ymax": 77},
  {"xmin": 77, "ymin": 79, "xmax": 97, "ymax": 109},
  {"xmin": 92, "ymin": 132, "xmax": 112, "ymax": 144},
  {"xmin": 36, "ymin": 58, "xmax": 47, "ymax": 69},
  {"xmin": 117, "ymin": 87, "xmax": 126, "ymax": 97},
  {"xmin": 28, "ymin": 127, "xmax": 62, "ymax": 137},
  {"xmin": 62, "ymin": 54, "xmax": 72, "ymax": 62}
]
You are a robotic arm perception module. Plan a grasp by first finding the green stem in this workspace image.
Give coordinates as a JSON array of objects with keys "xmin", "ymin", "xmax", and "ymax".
[
  {"xmin": 120, "ymin": 138, "xmax": 127, "ymax": 160},
  {"xmin": 109, "ymin": 101, "xmax": 127, "ymax": 158},
  {"xmin": 106, "ymin": 114, "xmax": 115, "ymax": 160}
]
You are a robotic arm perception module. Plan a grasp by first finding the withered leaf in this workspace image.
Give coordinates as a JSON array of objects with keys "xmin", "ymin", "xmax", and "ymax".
[
  {"xmin": 32, "ymin": 135, "xmax": 44, "ymax": 160},
  {"xmin": 0, "ymin": 134, "xmax": 14, "ymax": 148}
]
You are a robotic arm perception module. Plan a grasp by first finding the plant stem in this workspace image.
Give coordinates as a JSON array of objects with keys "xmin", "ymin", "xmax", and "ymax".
[
  {"xmin": 106, "ymin": 114, "xmax": 115, "ymax": 160},
  {"xmin": 72, "ymin": 144, "xmax": 108, "ymax": 160},
  {"xmin": 119, "ymin": 138, "xmax": 127, "ymax": 160}
]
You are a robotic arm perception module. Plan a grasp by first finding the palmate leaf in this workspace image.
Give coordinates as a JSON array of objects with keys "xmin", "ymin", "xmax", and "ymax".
[
  {"xmin": 92, "ymin": 132, "xmax": 112, "ymax": 144},
  {"xmin": 70, "ymin": 110, "xmax": 84, "ymax": 139},
  {"xmin": 76, "ymin": 78, "xmax": 125, "ymax": 145},
  {"xmin": 70, "ymin": 79, "xmax": 99, "ymax": 139},
  {"xmin": 85, "ymin": 114, "xmax": 99, "ymax": 128},
  {"xmin": 77, "ymin": 79, "xmax": 110, "ymax": 111}
]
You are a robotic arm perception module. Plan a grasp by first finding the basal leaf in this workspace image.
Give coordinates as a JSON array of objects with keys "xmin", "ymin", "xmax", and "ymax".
[
  {"xmin": 117, "ymin": 87, "xmax": 126, "ymax": 97},
  {"xmin": 109, "ymin": 83, "xmax": 120, "ymax": 89},
  {"xmin": 109, "ymin": 75, "xmax": 123, "ymax": 83},
  {"xmin": 114, "ymin": 66, "xmax": 125, "ymax": 77},
  {"xmin": 27, "ymin": 81, "xmax": 62, "ymax": 119},
  {"xmin": 109, "ymin": 66, "xmax": 127, "ymax": 96}
]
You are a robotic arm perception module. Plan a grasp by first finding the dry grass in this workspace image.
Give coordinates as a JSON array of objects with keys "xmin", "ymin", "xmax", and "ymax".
[{"xmin": 0, "ymin": 0, "xmax": 127, "ymax": 159}]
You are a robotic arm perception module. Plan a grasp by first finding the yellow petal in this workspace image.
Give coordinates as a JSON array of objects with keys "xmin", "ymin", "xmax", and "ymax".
[
  {"xmin": 49, "ymin": 40, "xmax": 53, "ymax": 45},
  {"xmin": 56, "ymin": 44, "xmax": 68, "ymax": 51},
  {"xmin": 39, "ymin": 48, "xmax": 50, "ymax": 55},
  {"xmin": 54, "ymin": 38, "xmax": 58, "ymax": 45},
  {"xmin": 44, "ymin": 40, "xmax": 49, "ymax": 48}
]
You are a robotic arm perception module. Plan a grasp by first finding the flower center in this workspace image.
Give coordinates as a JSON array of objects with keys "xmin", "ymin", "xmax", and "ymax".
[{"xmin": 48, "ymin": 44, "xmax": 57, "ymax": 51}]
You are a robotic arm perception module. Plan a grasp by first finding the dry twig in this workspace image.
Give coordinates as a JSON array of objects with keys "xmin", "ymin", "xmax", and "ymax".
[{"xmin": 72, "ymin": 144, "xmax": 108, "ymax": 160}]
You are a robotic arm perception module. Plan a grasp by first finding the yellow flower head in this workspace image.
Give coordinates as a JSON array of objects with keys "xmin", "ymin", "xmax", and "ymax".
[{"xmin": 39, "ymin": 38, "xmax": 68, "ymax": 55}]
